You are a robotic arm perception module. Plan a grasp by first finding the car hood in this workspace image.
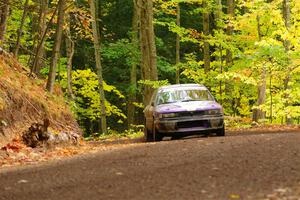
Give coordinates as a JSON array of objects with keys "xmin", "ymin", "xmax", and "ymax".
[{"xmin": 156, "ymin": 101, "xmax": 222, "ymax": 113}]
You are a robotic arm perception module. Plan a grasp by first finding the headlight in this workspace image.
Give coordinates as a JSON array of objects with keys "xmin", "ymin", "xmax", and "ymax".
[
  {"xmin": 159, "ymin": 113, "xmax": 179, "ymax": 118},
  {"xmin": 207, "ymin": 109, "xmax": 222, "ymax": 115}
]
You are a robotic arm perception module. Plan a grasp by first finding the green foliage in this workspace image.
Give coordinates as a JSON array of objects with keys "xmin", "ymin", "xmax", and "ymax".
[
  {"xmin": 40, "ymin": 57, "xmax": 68, "ymax": 77},
  {"xmin": 138, "ymin": 80, "xmax": 170, "ymax": 89},
  {"xmin": 5, "ymin": 0, "xmax": 32, "ymax": 48},
  {"xmin": 177, "ymin": 0, "xmax": 300, "ymax": 123},
  {"xmin": 17, "ymin": 55, "xmax": 30, "ymax": 67},
  {"xmin": 85, "ymin": 124, "xmax": 144, "ymax": 141},
  {"xmin": 4, "ymin": 0, "xmax": 300, "ymax": 138},
  {"xmin": 60, "ymin": 69, "xmax": 126, "ymax": 133},
  {"xmin": 102, "ymin": 39, "xmax": 140, "ymax": 67}
]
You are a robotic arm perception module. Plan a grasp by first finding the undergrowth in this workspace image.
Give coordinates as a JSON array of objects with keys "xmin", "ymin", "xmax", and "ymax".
[{"xmin": 84, "ymin": 125, "xmax": 144, "ymax": 141}]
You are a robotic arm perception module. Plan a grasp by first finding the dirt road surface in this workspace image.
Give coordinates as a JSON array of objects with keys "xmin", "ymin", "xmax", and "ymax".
[{"xmin": 1, "ymin": 132, "xmax": 300, "ymax": 200}]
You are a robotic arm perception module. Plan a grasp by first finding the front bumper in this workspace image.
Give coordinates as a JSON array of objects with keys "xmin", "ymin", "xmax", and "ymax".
[{"xmin": 155, "ymin": 115, "xmax": 224, "ymax": 136}]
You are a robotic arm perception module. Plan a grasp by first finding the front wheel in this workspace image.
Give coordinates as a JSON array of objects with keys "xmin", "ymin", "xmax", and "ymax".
[
  {"xmin": 216, "ymin": 126, "xmax": 225, "ymax": 136},
  {"xmin": 154, "ymin": 131, "xmax": 163, "ymax": 141}
]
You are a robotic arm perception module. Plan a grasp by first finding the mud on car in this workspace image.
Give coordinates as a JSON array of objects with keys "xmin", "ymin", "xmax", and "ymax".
[{"xmin": 143, "ymin": 84, "xmax": 225, "ymax": 142}]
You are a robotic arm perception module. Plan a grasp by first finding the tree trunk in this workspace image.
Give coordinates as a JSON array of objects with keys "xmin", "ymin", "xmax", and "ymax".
[
  {"xmin": 46, "ymin": 0, "xmax": 65, "ymax": 93},
  {"xmin": 27, "ymin": 2, "xmax": 39, "ymax": 67},
  {"xmin": 215, "ymin": 0, "xmax": 222, "ymax": 24},
  {"xmin": 283, "ymin": 0, "xmax": 292, "ymax": 125},
  {"xmin": 139, "ymin": 0, "xmax": 158, "ymax": 106},
  {"xmin": 175, "ymin": 3, "xmax": 180, "ymax": 84},
  {"xmin": 89, "ymin": 0, "xmax": 107, "ymax": 134},
  {"xmin": 147, "ymin": 0, "xmax": 158, "ymax": 81},
  {"xmin": 283, "ymin": 0, "xmax": 291, "ymax": 50},
  {"xmin": 0, "ymin": 0, "xmax": 9, "ymax": 44},
  {"xmin": 253, "ymin": 16, "xmax": 266, "ymax": 122},
  {"xmin": 254, "ymin": 67, "xmax": 267, "ymax": 122},
  {"xmin": 127, "ymin": 0, "xmax": 140, "ymax": 128},
  {"xmin": 65, "ymin": 14, "xmax": 75, "ymax": 99},
  {"xmin": 270, "ymin": 70, "xmax": 273, "ymax": 123},
  {"xmin": 14, "ymin": 0, "xmax": 29, "ymax": 57},
  {"xmin": 215, "ymin": 0, "xmax": 223, "ymax": 103},
  {"xmin": 203, "ymin": 0, "xmax": 210, "ymax": 73},
  {"xmin": 226, "ymin": 0, "xmax": 234, "ymax": 67},
  {"xmin": 31, "ymin": 0, "xmax": 48, "ymax": 75},
  {"xmin": 95, "ymin": 0, "xmax": 101, "ymax": 40}
]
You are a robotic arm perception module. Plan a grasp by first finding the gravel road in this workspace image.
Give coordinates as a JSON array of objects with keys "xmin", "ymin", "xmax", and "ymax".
[{"xmin": 1, "ymin": 132, "xmax": 300, "ymax": 200}]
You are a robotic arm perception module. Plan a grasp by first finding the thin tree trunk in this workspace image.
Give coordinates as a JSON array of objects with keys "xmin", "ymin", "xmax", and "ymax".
[
  {"xmin": 270, "ymin": 69, "xmax": 273, "ymax": 123},
  {"xmin": 127, "ymin": 0, "xmax": 140, "ymax": 127},
  {"xmin": 31, "ymin": 0, "xmax": 49, "ymax": 75},
  {"xmin": 66, "ymin": 48, "xmax": 75, "ymax": 99},
  {"xmin": 89, "ymin": 0, "xmax": 107, "ymax": 134},
  {"xmin": 27, "ymin": 4, "xmax": 39, "ymax": 67},
  {"xmin": 95, "ymin": 0, "xmax": 101, "ymax": 39},
  {"xmin": 256, "ymin": 15, "xmax": 262, "ymax": 41},
  {"xmin": 147, "ymin": 0, "xmax": 158, "ymax": 81},
  {"xmin": 46, "ymin": 0, "xmax": 65, "ymax": 93},
  {"xmin": 283, "ymin": 0, "xmax": 291, "ymax": 50},
  {"xmin": 255, "ymin": 67, "xmax": 266, "ymax": 121},
  {"xmin": 219, "ymin": 45, "xmax": 223, "ymax": 104},
  {"xmin": 226, "ymin": 0, "xmax": 234, "ymax": 67},
  {"xmin": 0, "ymin": 0, "xmax": 9, "ymax": 43},
  {"xmin": 175, "ymin": 3, "xmax": 180, "ymax": 84},
  {"xmin": 65, "ymin": 14, "xmax": 75, "ymax": 99},
  {"xmin": 253, "ymin": 15, "xmax": 266, "ymax": 122},
  {"xmin": 215, "ymin": 0, "xmax": 223, "ymax": 103},
  {"xmin": 203, "ymin": 0, "xmax": 210, "ymax": 73},
  {"xmin": 140, "ymin": 2, "xmax": 151, "ymax": 105},
  {"xmin": 215, "ymin": 0, "xmax": 222, "ymax": 24},
  {"xmin": 139, "ymin": 0, "xmax": 158, "ymax": 105},
  {"xmin": 283, "ymin": 0, "xmax": 292, "ymax": 125},
  {"xmin": 14, "ymin": 0, "xmax": 29, "ymax": 57}
]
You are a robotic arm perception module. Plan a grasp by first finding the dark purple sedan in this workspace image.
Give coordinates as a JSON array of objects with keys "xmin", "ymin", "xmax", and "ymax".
[{"xmin": 144, "ymin": 84, "xmax": 224, "ymax": 141}]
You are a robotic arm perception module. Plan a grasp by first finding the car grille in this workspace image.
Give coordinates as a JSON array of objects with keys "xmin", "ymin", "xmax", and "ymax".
[
  {"xmin": 177, "ymin": 111, "xmax": 207, "ymax": 117},
  {"xmin": 177, "ymin": 120, "xmax": 209, "ymax": 129}
]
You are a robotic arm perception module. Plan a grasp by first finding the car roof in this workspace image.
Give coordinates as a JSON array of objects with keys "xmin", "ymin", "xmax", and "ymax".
[{"xmin": 158, "ymin": 84, "xmax": 207, "ymax": 92}]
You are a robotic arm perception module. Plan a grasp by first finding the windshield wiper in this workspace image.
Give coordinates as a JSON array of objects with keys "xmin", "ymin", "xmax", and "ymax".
[
  {"xmin": 159, "ymin": 101, "xmax": 179, "ymax": 105},
  {"xmin": 181, "ymin": 99, "xmax": 201, "ymax": 102}
]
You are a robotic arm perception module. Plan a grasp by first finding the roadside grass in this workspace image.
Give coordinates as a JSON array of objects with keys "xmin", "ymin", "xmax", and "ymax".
[
  {"xmin": 225, "ymin": 116, "xmax": 300, "ymax": 133},
  {"xmin": 84, "ymin": 125, "xmax": 144, "ymax": 141},
  {"xmin": 225, "ymin": 116, "xmax": 253, "ymax": 129}
]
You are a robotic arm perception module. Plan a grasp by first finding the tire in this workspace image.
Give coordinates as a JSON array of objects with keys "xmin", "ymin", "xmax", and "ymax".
[
  {"xmin": 216, "ymin": 126, "xmax": 225, "ymax": 136},
  {"xmin": 154, "ymin": 130, "xmax": 163, "ymax": 141},
  {"xmin": 171, "ymin": 135, "xmax": 181, "ymax": 140}
]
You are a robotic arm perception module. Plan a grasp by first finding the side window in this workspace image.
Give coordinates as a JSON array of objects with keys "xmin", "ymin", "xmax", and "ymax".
[
  {"xmin": 206, "ymin": 90, "xmax": 215, "ymax": 101},
  {"xmin": 156, "ymin": 91, "xmax": 172, "ymax": 105},
  {"xmin": 157, "ymin": 94, "xmax": 164, "ymax": 105}
]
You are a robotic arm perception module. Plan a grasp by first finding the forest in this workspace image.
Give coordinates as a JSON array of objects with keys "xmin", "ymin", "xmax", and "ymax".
[{"xmin": 0, "ymin": 0, "xmax": 299, "ymax": 137}]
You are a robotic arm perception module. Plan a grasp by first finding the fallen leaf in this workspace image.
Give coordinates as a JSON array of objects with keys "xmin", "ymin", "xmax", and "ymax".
[{"xmin": 229, "ymin": 194, "xmax": 241, "ymax": 199}]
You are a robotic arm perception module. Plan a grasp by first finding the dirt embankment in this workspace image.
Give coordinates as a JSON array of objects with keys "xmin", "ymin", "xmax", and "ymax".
[{"xmin": 0, "ymin": 52, "xmax": 81, "ymax": 147}]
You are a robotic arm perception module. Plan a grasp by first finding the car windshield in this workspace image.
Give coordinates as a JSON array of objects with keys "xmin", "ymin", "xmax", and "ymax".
[{"xmin": 156, "ymin": 89, "xmax": 214, "ymax": 105}]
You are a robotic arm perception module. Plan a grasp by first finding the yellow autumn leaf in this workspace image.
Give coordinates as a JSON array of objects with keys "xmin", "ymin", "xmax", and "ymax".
[{"xmin": 229, "ymin": 194, "xmax": 241, "ymax": 199}]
